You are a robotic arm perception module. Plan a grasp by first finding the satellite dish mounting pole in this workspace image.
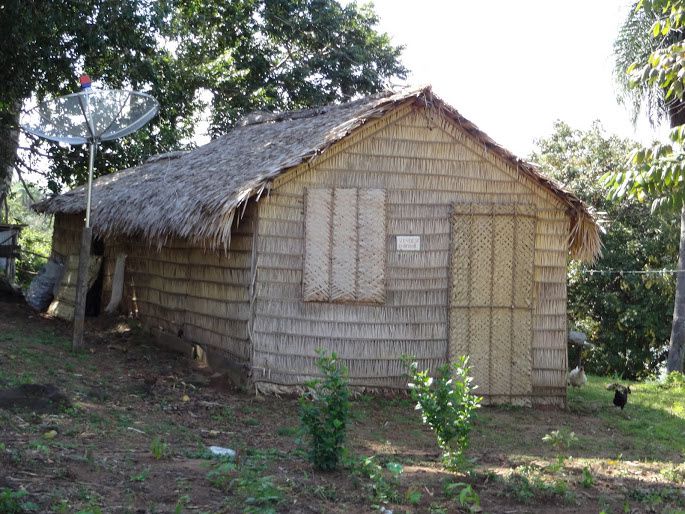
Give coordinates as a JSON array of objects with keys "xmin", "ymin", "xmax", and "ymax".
[
  {"xmin": 72, "ymin": 77, "xmax": 97, "ymax": 351},
  {"xmin": 72, "ymin": 138, "xmax": 97, "ymax": 350},
  {"xmin": 20, "ymin": 74, "xmax": 158, "ymax": 351}
]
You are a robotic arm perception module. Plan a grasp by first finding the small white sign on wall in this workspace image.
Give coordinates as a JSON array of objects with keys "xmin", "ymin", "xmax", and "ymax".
[{"xmin": 396, "ymin": 235, "xmax": 421, "ymax": 251}]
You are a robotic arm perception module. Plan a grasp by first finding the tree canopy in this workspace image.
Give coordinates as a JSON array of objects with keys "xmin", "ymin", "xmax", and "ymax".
[
  {"xmin": 609, "ymin": 0, "xmax": 685, "ymax": 372},
  {"xmin": 532, "ymin": 121, "xmax": 678, "ymax": 379},
  {"xmin": 0, "ymin": 0, "xmax": 406, "ymax": 205}
]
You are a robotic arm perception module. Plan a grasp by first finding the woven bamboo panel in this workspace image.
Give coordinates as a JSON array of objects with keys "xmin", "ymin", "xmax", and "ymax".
[
  {"xmin": 51, "ymin": 214, "xmax": 83, "ymax": 258},
  {"xmin": 357, "ymin": 189, "xmax": 386, "ymax": 303},
  {"xmin": 302, "ymin": 187, "xmax": 386, "ymax": 304},
  {"xmin": 331, "ymin": 188, "xmax": 358, "ymax": 302},
  {"xmin": 450, "ymin": 203, "xmax": 535, "ymax": 400},
  {"xmin": 303, "ymin": 188, "xmax": 332, "ymax": 301},
  {"xmin": 469, "ymin": 214, "xmax": 492, "ymax": 306},
  {"xmin": 48, "ymin": 255, "xmax": 103, "ymax": 321}
]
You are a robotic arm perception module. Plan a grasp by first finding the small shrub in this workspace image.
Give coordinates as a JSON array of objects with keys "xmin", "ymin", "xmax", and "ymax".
[
  {"xmin": 444, "ymin": 482, "xmax": 480, "ymax": 511},
  {"xmin": 348, "ymin": 455, "xmax": 402, "ymax": 507},
  {"xmin": 150, "ymin": 437, "xmax": 169, "ymax": 459},
  {"xmin": 130, "ymin": 468, "xmax": 150, "ymax": 482},
  {"xmin": 299, "ymin": 350, "xmax": 350, "ymax": 471},
  {"xmin": 501, "ymin": 465, "xmax": 574, "ymax": 505},
  {"xmin": 661, "ymin": 371, "xmax": 685, "ymax": 390},
  {"xmin": 405, "ymin": 355, "xmax": 482, "ymax": 470},
  {"xmin": 174, "ymin": 495, "xmax": 190, "ymax": 514},
  {"xmin": 207, "ymin": 461, "xmax": 237, "ymax": 489},
  {"xmin": 581, "ymin": 466, "xmax": 594, "ymax": 488},
  {"xmin": 661, "ymin": 462, "xmax": 685, "ymax": 483},
  {"xmin": 542, "ymin": 428, "xmax": 578, "ymax": 452},
  {"xmin": 237, "ymin": 475, "xmax": 283, "ymax": 513},
  {"xmin": 405, "ymin": 489, "xmax": 422, "ymax": 505},
  {"xmin": 0, "ymin": 488, "xmax": 32, "ymax": 514}
]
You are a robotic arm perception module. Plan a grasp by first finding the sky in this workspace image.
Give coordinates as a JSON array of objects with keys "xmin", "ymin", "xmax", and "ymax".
[{"xmin": 361, "ymin": 0, "xmax": 667, "ymax": 158}]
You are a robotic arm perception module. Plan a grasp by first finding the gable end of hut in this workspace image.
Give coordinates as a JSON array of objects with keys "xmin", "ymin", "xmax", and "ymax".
[{"xmin": 250, "ymin": 102, "xmax": 573, "ymax": 406}]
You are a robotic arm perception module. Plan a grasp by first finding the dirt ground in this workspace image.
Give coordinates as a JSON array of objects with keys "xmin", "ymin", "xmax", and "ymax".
[{"xmin": 0, "ymin": 299, "xmax": 684, "ymax": 513}]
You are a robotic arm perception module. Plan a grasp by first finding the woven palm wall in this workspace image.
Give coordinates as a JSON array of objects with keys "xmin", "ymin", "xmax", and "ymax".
[
  {"xmin": 48, "ymin": 213, "xmax": 104, "ymax": 320},
  {"xmin": 51, "ymin": 213, "xmax": 82, "ymax": 258},
  {"xmin": 52, "ymin": 209, "xmax": 255, "ymax": 367},
  {"xmin": 252, "ymin": 106, "xmax": 569, "ymax": 404}
]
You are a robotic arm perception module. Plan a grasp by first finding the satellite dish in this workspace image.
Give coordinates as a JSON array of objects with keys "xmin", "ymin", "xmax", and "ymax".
[
  {"xmin": 21, "ymin": 75, "xmax": 159, "ymax": 349},
  {"xmin": 22, "ymin": 89, "xmax": 159, "ymax": 145}
]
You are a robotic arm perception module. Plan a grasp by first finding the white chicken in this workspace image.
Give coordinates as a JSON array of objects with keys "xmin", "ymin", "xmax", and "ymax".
[{"xmin": 568, "ymin": 365, "xmax": 587, "ymax": 388}]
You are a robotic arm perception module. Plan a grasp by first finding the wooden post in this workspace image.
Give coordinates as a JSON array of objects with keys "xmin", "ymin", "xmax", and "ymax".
[{"xmin": 72, "ymin": 226, "xmax": 92, "ymax": 350}]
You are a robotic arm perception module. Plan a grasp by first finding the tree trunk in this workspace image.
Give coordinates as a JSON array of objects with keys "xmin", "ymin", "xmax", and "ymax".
[
  {"xmin": 667, "ymin": 99, "xmax": 685, "ymax": 373},
  {"xmin": 0, "ymin": 103, "xmax": 21, "ymax": 223},
  {"xmin": 667, "ymin": 206, "xmax": 685, "ymax": 372}
]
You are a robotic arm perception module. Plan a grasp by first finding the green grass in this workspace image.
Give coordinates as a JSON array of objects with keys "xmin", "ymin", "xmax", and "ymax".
[{"xmin": 568, "ymin": 375, "xmax": 685, "ymax": 458}]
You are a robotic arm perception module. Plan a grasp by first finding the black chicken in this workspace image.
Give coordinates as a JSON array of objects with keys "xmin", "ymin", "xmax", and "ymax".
[{"xmin": 613, "ymin": 386, "xmax": 631, "ymax": 409}]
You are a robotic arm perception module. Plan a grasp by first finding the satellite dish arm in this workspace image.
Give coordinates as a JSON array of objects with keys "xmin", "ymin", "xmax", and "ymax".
[
  {"xmin": 77, "ymin": 93, "xmax": 96, "ymax": 142},
  {"xmin": 98, "ymin": 91, "xmax": 132, "ymax": 140}
]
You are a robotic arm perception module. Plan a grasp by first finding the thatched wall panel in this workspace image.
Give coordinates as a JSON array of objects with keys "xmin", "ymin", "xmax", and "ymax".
[
  {"xmin": 254, "ymin": 333, "xmax": 446, "ymax": 359},
  {"xmin": 256, "ymin": 253, "xmax": 303, "ymax": 271},
  {"xmin": 255, "ymin": 301, "xmax": 446, "ymax": 323},
  {"xmin": 374, "ymin": 122, "xmax": 456, "ymax": 143},
  {"xmin": 51, "ymin": 213, "xmax": 82, "ymax": 258},
  {"xmin": 252, "ymin": 109, "xmax": 570, "ymax": 403},
  {"xmin": 533, "ymin": 369, "xmax": 567, "ymax": 390},
  {"xmin": 253, "ymin": 353, "xmax": 440, "ymax": 380},
  {"xmin": 253, "ymin": 316, "xmax": 446, "ymax": 340},
  {"xmin": 102, "ymin": 205, "xmax": 258, "ymax": 365},
  {"xmin": 389, "ymin": 204, "xmax": 452, "ymax": 218}
]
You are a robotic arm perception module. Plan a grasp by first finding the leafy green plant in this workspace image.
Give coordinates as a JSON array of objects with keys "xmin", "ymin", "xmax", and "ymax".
[
  {"xmin": 542, "ymin": 428, "xmax": 578, "ymax": 452},
  {"xmin": 150, "ymin": 437, "xmax": 169, "ymax": 460},
  {"xmin": 444, "ymin": 482, "xmax": 481, "ymax": 511},
  {"xmin": 174, "ymin": 495, "xmax": 190, "ymax": 514},
  {"xmin": 347, "ymin": 455, "xmax": 402, "ymax": 507},
  {"xmin": 405, "ymin": 355, "xmax": 482, "ymax": 470},
  {"xmin": 210, "ymin": 405, "xmax": 234, "ymax": 422},
  {"xmin": 661, "ymin": 371, "xmax": 685, "ymax": 389},
  {"xmin": 206, "ymin": 461, "xmax": 237, "ymax": 490},
  {"xmin": 0, "ymin": 488, "xmax": 35, "ymax": 514},
  {"xmin": 581, "ymin": 466, "xmax": 595, "ymax": 488},
  {"xmin": 130, "ymin": 468, "xmax": 150, "ymax": 482},
  {"xmin": 501, "ymin": 465, "xmax": 574, "ymax": 505},
  {"xmin": 405, "ymin": 489, "xmax": 422, "ymax": 505},
  {"xmin": 237, "ymin": 474, "xmax": 284, "ymax": 513},
  {"xmin": 52, "ymin": 499, "xmax": 70, "ymax": 514},
  {"xmin": 299, "ymin": 350, "xmax": 350, "ymax": 471},
  {"xmin": 661, "ymin": 462, "xmax": 685, "ymax": 483},
  {"xmin": 276, "ymin": 426, "xmax": 299, "ymax": 437}
]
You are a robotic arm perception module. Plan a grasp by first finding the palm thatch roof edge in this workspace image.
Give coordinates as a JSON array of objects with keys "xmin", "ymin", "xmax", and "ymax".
[{"xmin": 33, "ymin": 85, "xmax": 601, "ymax": 262}]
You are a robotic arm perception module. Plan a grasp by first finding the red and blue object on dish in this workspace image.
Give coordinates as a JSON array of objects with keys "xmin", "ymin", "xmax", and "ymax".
[{"xmin": 79, "ymin": 74, "xmax": 92, "ymax": 90}]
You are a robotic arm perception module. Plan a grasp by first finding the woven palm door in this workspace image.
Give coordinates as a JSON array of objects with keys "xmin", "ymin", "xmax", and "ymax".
[{"xmin": 449, "ymin": 204, "xmax": 536, "ymax": 402}]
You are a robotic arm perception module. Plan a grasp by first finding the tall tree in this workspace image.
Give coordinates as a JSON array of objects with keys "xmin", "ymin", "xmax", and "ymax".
[
  {"xmin": 169, "ymin": 0, "xmax": 407, "ymax": 135},
  {"xmin": 533, "ymin": 121, "xmax": 678, "ymax": 379},
  {"xmin": 1, "ymin": 0, "xmax": 406, "ymax": 199},
  {"xmin": 610, "ymin": 0, "xmax": 685, "ymax": 372},
  {"xmin": 0, "ymin": 0, "xmax": 196, "ymax": 200}
]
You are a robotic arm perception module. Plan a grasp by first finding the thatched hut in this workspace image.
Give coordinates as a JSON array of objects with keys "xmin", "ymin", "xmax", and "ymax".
[{"xmin": 35, "ymin": 86, "xmax": 600, "ymax": 406}]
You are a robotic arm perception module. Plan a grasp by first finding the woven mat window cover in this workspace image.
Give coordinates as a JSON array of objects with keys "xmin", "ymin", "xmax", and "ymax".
[{"xmin": 304, "ymin": 188, "xmax": 386, "ymax": 303}]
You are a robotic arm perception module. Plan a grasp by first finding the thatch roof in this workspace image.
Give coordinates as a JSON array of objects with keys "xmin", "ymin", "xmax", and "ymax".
[{"xmin": 34, "ymin": 85, "xmax": 601, "ymax": 262}]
